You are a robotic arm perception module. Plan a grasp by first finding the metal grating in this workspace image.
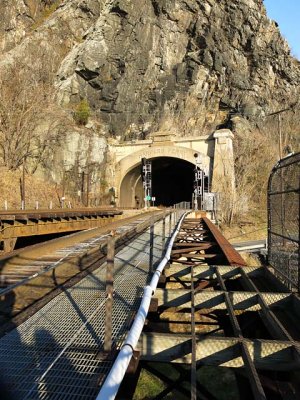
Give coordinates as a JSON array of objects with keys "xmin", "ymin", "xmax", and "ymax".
[
  {"xmin": 141, "ymin": 216, "xmax": 300, "ymax": 400},
  {"xmin": 0, "ymin": 216, "xmax": 171, "ymax": 399},
  {"xmin": 268, "ymin": 152, "xmax": 300, "ymax": 291}
]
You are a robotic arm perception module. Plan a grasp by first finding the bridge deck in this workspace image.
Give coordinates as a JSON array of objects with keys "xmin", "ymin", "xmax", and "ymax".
[
  {"xmin": 1, "ymin": 214, "xmax": 299, "ymax": 399},
  {"xmin": 132, "ymin": 216, "xmax": 300, "ymax": 400},
  {"xmin": 0, "ymin": 215, "xmax": 167, "ymax": 399}
]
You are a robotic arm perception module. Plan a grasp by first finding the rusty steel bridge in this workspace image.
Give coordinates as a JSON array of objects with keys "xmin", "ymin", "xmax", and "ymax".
[{"xmin": 0, "ymin": 152, "xmax": 299, "ymax": 400}]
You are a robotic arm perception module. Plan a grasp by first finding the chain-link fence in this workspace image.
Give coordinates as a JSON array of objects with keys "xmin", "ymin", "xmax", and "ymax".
[{"xmin": 268, "ymin": 152, "xmax": 300, "ymax": 291}]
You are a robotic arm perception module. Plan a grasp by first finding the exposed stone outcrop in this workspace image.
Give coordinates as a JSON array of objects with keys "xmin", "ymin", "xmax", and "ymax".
[
  {"xmin": 0, "ymin": 0, "xmax": 104, "ymax": 69},
  {"xmin": 55, "ymin": 0, "xmax": 300, "ymax": 138},
  {"xmin": 0, "ymin": 0, "xmax": 40, "ymax": 52}
]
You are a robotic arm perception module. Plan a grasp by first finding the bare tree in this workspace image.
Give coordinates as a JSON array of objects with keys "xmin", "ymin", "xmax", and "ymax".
[{"xmin": 0, "ymin": 61, "xmax": 69, "ymax": 172}]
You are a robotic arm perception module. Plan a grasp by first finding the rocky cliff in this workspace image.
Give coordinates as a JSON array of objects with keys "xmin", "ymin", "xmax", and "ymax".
[
  {"xmin": 1, "ymin": 0, "xmax": 299, "ymax": 139},
  {"xmin": 56, "ymin": 0, "xmax": 300, "ymax": 139}
]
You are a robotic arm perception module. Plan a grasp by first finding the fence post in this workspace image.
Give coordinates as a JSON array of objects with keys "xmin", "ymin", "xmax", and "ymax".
[
  {"xmin": 104, "ymin": 231, "xmax": 115, "ymax": 352},
  {"xmin": 162, "ymin": 209, "xmax": 166, "ymax": 251},
  {"xmin": 149, "ymin": 215, "xmax": 154, "ymax": 270}
]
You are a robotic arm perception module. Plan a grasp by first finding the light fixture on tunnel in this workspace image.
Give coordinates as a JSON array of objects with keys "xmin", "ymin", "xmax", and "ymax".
[{"xmin": 194, "ymin": 153, "xmax": 202, "ymax": 166}]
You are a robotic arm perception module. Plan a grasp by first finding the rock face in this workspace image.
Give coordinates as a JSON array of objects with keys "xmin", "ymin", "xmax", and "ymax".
[
  {"xmin": 0, "ymin": 0, "xmax": 40, "ymax": 52},
  {"xmin": 1, "ymin": 0, "xmax": 300, "ymax": 143},
  {"xmin": 55, "ymin": 0, "xmax": 300, "ymax": 138}
]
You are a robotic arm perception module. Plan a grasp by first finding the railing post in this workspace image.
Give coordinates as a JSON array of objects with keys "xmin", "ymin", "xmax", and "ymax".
[
  {"xmin": 104, "ymin": 231, "xmax": 115, "ymax": 352},
  {"xmin": 162, "ymin": 209, "xmax": 166, "ymax": 251},
  {"xmin": 169, "ymin": 212, "xmax": 172, "ymax": 237},
  {"xmin": 149, "ymin": 215, "xmax": 154, "ymax": 270}
]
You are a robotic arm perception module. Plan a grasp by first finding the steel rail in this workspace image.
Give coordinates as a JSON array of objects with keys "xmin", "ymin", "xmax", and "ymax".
[
  {"xmin": 140, "ymin": 216, "xmax": 300, "ymax": 399},
  {"xmin": 96, "ymin": 211, "xmax": 188, "ymax": 400},
  {"xmin": 203, "ymin": 217, "xmax": 247, "ymax": 266}
]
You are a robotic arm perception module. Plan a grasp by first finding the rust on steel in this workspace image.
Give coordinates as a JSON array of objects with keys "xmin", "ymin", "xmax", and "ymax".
[
  {"xmin": 202, "ymin": 217, "xmax": 247, "ymax": 266},
  {"xmin": 141, "ymin": 216, "xmax": 299, "ymax": 399},
  {"xmin": 0, "ymin": 208, "xmax": 123, "ymax": 253},
  {"xmin": 0, "ymin": 207, "xmax": 123, "ymax": 221}
]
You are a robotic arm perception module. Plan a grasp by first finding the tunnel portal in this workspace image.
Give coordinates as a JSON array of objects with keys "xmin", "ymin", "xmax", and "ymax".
[
  {"xmin": 151, "ymin": 157, "xmax": 194, "ymax": 206},
  {"xmin": 120, "ymin": 157, "xmax": 195, "ymax": 207}
]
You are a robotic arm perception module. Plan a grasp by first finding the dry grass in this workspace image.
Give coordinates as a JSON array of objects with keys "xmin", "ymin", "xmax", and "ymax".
[
  {"xmin": 0, "ymin": 167, "xmax": 67, "ymax": 209},
  {"xmin": 239, "ymin": 252, "xmax": 261, "ymax": 267},
  {"xmin": 220, "ymin": 208, "xmax": 268, "ymax": 244},
  {"xmin": 221, "ymin": 222, "xmax": 267, "ymax": 243}
]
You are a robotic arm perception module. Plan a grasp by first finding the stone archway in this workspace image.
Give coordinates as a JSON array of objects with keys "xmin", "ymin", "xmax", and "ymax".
[
  {"xmin": 111, "ymin": 130, "xmax": 235, "ymax": 207},
  {"xmin": 119, "ymin": 165, "xmax": 144, "ymax": 208},
  {"xmin": 116, "ymin": 145, "xmax": 210, "ymax": 207}
]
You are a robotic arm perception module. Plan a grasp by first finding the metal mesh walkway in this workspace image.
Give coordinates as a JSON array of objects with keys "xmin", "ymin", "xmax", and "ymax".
[{"xmin": 0, "ymin": 218, "xmax": 166, "ymax": 399}]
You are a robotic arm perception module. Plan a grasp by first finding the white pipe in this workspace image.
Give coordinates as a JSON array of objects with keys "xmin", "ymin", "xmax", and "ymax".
[{"xmin": 96, "ymin": 211, "xmax": 188, "ymax": 400}]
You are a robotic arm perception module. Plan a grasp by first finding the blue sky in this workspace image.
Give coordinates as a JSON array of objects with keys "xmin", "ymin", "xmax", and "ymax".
[{"xmin": 264, "ymin": 0, "xmax": 300, "ymax": 59}]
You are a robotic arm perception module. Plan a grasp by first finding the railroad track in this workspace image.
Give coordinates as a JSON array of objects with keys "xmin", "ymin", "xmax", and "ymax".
[
  {"xmin": 0, "ymin": 210, "xmax": 167, "ymax": 333},
  {"xmin": 0, "ymin": 209, "xmax": 179, "ymax": 400},
  {"xmin": 1, "ymin": 213, "xmax": 299, "ymax": 400},
  {"xmin": 0, "ymin": 207, "xmax": 123, "ymax": 253}
]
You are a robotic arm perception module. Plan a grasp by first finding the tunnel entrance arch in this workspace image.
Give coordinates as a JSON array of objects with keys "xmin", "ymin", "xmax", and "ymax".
[
  {"xmin": 120, "ymin": 157, "xmax": 197, "ymax": 208},
  {"xmin": 115, "ymin": 144, "xmax": 211, "ymax": 208}
]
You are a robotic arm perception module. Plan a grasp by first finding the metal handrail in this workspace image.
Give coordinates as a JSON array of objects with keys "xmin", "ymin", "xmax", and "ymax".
[{"xmin": 96, "ymin": 211, "xmax": 188, "ymax": 400}]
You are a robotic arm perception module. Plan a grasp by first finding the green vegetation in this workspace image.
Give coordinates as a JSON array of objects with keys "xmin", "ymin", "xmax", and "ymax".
[
  {"xmin": 74, "ymin": 99, "xmax": 90, "ymax": 126},
  {"xmin": 133, "ymin": 364, "xmax": 239, "ymax": 400},
  {"xmin": 133, "ymin": 369, "xmax": 166, "ymax": 400}
]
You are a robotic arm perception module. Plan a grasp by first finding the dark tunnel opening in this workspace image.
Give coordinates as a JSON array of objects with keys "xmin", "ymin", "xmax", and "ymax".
[{"xmin": 151, "ymin": 157, "xmax": 194, "ymax": 206}]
